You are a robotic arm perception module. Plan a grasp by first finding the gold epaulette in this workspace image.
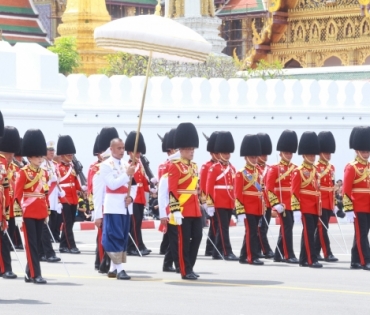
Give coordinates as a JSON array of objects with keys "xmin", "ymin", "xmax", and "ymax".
[
  {"xmin": 21, "ymin": 165, "xmax": 28, "ymax": 171},
  {"xmin": 297, "ymin": 165, "xmax": 304, "ymax": 170},
  {"xmin": 349, "ymin": 160, "xmax": 357, "ymax": 166},
  {"xmin": 171, "ymin": 159, "xmax": 181, "ymax": 164}
]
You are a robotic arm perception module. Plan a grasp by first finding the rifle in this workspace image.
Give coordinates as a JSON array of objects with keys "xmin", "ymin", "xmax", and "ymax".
[
  {"xmin": 72, "ymin": 156, "xmax": 87, "ymax": 186},
  {"xmin": 140, "ymin": 154, "xmax": 156, "ymax": 189}
]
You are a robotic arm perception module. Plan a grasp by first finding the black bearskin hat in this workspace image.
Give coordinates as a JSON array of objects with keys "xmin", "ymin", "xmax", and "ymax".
[
  {"xmin": 15, "ymin": 138, "xmax": 23, "ymax": 157},
  {"xmin": 98, "ymin": 127, "xmax": 119, "ymax": 152},
  {"xmin": 214, "ymin": 131, "xmax": 235, "ymax": 153},
  {"xmin": 352, "ymin": 126, "xmax": 370, "ymax": 151},
  {"xmin": 57, "ymin": 135, "xmax": 76, "ymax": 155},
  {"xmin": 257, "ymin": 133, "xmax": 272, "ymax": 155},
  {"xmin": 175, "ymin": 123, "xmax": 199, "ymax": 149},
  {"xmin": 276, "ymin": 130, "xmax": 298, "ymax": 153},
  {"xmin": 240, "ymin": 134, "xmax": 261, "ymax": 157},
  {"xmin": 206, "ymin": 131, "xmax": 219, "ymax": 153},
  {"xmin": 22, "ymin": 130, "xmax": 47, "ymax": 157},
  {"xmin": 93, "ymin": 134, "xmax": 100, "ymax": 156},
  {"xmin": 298, "ymin": 132, "xmax": 320, "ymax": 155},
  {"xmin": 166, "ymin": 128, "xmax": 176, "ymax": 151},
  {"xmin": 0, "ymin": 111, "xmax": 4, "ymax": 137},
  {"xmin": 318, "ymin": 131, "xmax": 336, "ymax": 154},
  {"xmin": 125, "ymin": 131, "xmax": 146, "ymax": 154},
  {"xmin": 0, "ymin": 126, "xmax": 20, "ymax": 153},
  {"xmin": 349, "ymin": 126, "xmax": 363, "ymax": 150},
  {"xmin": 161, "ymin": 132, "xmax": 169, "ymax": 153}
]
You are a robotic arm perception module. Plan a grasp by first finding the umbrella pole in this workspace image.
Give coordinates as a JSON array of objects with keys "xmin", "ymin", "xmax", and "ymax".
[{"xmin": 127, "ymin": 51, "xmax": 153, "ymax": 196}]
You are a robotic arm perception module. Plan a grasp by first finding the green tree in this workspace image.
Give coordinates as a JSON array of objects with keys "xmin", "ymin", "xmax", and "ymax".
[{"xmin": 48, "ymin": 36, "xmax": 80, "ymax": 75}]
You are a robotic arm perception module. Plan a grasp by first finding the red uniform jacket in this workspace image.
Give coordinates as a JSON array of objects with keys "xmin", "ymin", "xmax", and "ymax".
[
  {"xmin": 235, "ymin": 164, "xmax": 263, "ymax": 216},
  {"xmin": 87, "ymin": 160, "xmax": 100, "ymax": 196},
  {"xmin": 58, "ymin": 163, "xmax": 81, "ymax": 205},
  {"xmin": 168, "ymin": 159, "xmax": 201, "ymax": 220},
  {"xmin": 15, "ymin": 165, "xmax": 49, "ymax": 219},
  {"xmin": 158, "ymin": 161, "xmax": 169, "ymax": 181},
  {"xmin": 316, "ymin": 159, "xmax": 335, "ymax": 211},
  {"xmin": 257, "ymin": 163, "xmax": 271, "ymax": 208},
  {"xmin": 206, "ymin": 162, "xmax": 235, "ymax": 210},
  {"xmin": 7, "ymin": 162, "xmax": 21, "ymax": 218},
  {"xmin": 291, "ymin": 162, "xmax": 320, "ymax": 215},
  {"xmin": 265, "ymin": 160, "xmax": 296, "ymax": 211},
  {"xmin": 199, "ymin": 160, "xmax": 215, "ymax": 204},
  {"xmin": 342, "ymin": 157, "xmax": 370, "ymax": 213},
  {"xmin": 0, "ymin": 155, "xmax": 10, "ymax": 225},
  {"xmin": 130, "ymin": 161, "xmax": 149, "ymax": 205}
]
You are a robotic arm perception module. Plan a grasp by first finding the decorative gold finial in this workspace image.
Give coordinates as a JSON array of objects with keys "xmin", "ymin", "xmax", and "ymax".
[{"xmin": 155, "ymin": 0, "xmax": 161, "ymax": 16}]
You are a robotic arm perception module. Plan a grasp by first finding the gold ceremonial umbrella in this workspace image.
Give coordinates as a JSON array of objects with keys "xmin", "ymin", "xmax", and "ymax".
[{"xmin": 94, "ymin": 1, "xmax": 212, "ymax": 194}]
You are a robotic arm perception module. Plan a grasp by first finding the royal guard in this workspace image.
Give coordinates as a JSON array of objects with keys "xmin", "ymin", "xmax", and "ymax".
[
  {"xmin": 88, "ymin": 134, "xmax": 102, "ymax": 214},
  {"xmin": 93, "ymin": 127, "xmax": 119, "ymax": 273},
  {"xmin": 200, "ymin": 131, "xmax": 218, "ymax": 256},
  {"xmin": 125, "ymin": 131, "xmax": 151, "ymax": 256},
  {"xmin": 265, "ymin": 130, "xmax": 299, "ymax": 264},
  {"xmin": 0, "ymin": 126, "xmax": 20, "ymax": 279},
  {"xmin": 168, "ymin": 122, "xmax": 202, "ymax": 280},
  {"xmin": 342, "ymin": 126, "xmax": 370, "ymax": 270},
  {"xmin": 15, "ymin": 129, "xmax": 49, "ymax": 284},
  {"xmin": 291, "ymin": 131, "xmax": 322, "ymax": 268},
  {"xmin": 256, "ymin": 133, "xmax": 274, "ymax": 259},
  {"xmin": 236, "ymin": 135, "xmax": 265, "ymax": 265},
  {"xmin": 57, "ymin": 135, "xmax": 83, "ymax": 254},
  {"xmin": 314, "ymin": 131, "xmax": 339, "ymax": 262},
  {"xmin": 206, "ymin": 131, "xmax": 238, "ymax": 260}
]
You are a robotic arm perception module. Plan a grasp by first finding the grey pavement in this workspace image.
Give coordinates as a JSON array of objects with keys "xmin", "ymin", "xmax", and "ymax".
[{"xmin": 0, "ymin": 223, "xmax": 368, "ymax": 315}]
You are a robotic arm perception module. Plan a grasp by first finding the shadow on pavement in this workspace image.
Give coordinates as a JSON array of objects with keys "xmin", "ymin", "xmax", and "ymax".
[
  {"xmin": 165, "ymin": 279, "xmax": 283, "ymax": 287},
  {"xmin": 127, "ymin": 270, "xmax": 156, "ymax": 274},
  {"xmin": 0, "ymin": 299, "xmax": 50, "ymax": 305},
  {"xmin": 46, "ymin": 282, "xmax": 83, "ymax": 286}
]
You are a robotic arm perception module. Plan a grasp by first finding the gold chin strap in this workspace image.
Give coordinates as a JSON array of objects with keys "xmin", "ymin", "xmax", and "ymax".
[
  {"xmin": 281, "ymin": 152, "xmax": 291, "ymax": 163},
  {"xmin": 246, "ymin": 157, "xmax": 257, "ymax": 166},
  {"xmin": 357, "ymin": 151, "xmax": 369, "ymax": 162},
  {"xmin": 303, "ymin": 155, "xmax": 315, "ymax": 165},
  {"xmin": 219, "ymin": 154, "xmax": 229, "ymax": 164}
]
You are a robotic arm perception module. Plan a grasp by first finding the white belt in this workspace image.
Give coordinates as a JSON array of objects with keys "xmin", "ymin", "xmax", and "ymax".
[
  {"xmin": 214, "ymin": 185, "xmax": 233, "ymax": 190},
  {"xmin": 133, "ymin": 183, "xmax": 143, "ymax": 187},
  {"xmin": 60, "ymin": 183, "xmax": 75, "ymax": 188}
]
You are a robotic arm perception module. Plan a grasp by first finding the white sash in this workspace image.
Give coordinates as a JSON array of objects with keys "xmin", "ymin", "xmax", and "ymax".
[
  {"xmin": 60, "ymin": 165, "xmax": 72, "ymax": 183},
  {"xmin": 216, "ymin": 165, "xmax": 230, "ymax": 181}
]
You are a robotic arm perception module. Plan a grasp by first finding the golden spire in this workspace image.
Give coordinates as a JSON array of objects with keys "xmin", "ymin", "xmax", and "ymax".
[{"xmin": 155, "ymin": 0, "xmax": 161, "ymax": 16}]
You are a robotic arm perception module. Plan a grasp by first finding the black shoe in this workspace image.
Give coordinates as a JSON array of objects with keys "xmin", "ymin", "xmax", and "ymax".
[
  {"xmin": 309, "ymin": 262, "xmax": 323, "ymax": 268},
  {"xmin": 286, "ymin": 257, "xmax": 299, "ymax": 264},
  {"xmin": 176, "ymin": 267, "xmax": 180, "ymax": 274},
  {"xmin": 317, "ymin": 254, "xmax": 324, "ymax": 261},
  {"xmin": 24, "ymin": 276, "xmax": 32, "ymax": 283},
  {"xmin": 159, "ymin": 251, "xmax": 166, "ymax": 255},
  {"xmin": 274, "ymin": 257, "xmax": 286, "ymax": 263},
  {"xmin": 59, "ymin": 247, "xmax": 70, "ymax": 253},
  {"xmin": 117, "ymin": 270, "xmax": 131, "ymax": 280},
  {"xmin": 163, "ymin": 265, "xmax": 176, "ymax": 272},
  {"xmin": 107, "ymin": 270, "xmax": 117, "ymax": 278},
  {"xmin": 251, "ymin": 259, "xmax": 264, "ymax": 265},
  {"xmin": 33, "ymin": 276, "xmax": 47, "ymax": 284},
  {"xmin": 212, "ymin": 254, "xmax": 223, "ymax": 260},
  {"xmin": 324, "ymin": 254, "xmax": 338, "ymax": 262},
  {"xmin": 204, "ymin": 251, "xmax": 213, "ymax": 256},
  {"xmin": 47, "ymin": 256, "xmax": 61, "ymax": 263},
  {"xmin": 182, "ymin": 273, "xmax": 197, "ymax": 280},
  {"xmin": 363, "ymin": 263, "xmax": 370, "ymax": 271},
  {"xmin": 350, "ymin": 263, "xmax": 363, "ymax": 270},
  {"xmin": 2, "ymin": 271, "xmax": 17, "ymax": 279},
  {"xmin": 39, "ymin": 255, "xmax": 48, "ymax": 262},
  {"xmin": 127, "ymin": 250, "xmax": 139, "ymax": 256},
  {"xmin": 224, "ymin": 253, "xmax": 239, "ymax": 261},
  {"xmin": 257, "ymin": 253, "xmax": 265, "ymax": 259},
  {"xmin": 191, "ymin": 271, "xmax": 200, "ymax": 277},
  {"xmin": 95, "ymin": 265, "xmax": 99, "ymax": 270},
  {"xmin": 70, "ymin": 248, "xmax": 80, "ymax": 254},
  {"xmin": 140, "ymin": 249, "xmax": 150, "ymax": 256},
  {"xmin": 300, "ymin": 262, "xmax": 309, "ymax": 267},
  {"xmin": 264, "ymin": 251, "xmax": 274, "ymax": 259},
  {"xmin": 146, "ymin": 249, "xmax": 152, "ymax": 253}
]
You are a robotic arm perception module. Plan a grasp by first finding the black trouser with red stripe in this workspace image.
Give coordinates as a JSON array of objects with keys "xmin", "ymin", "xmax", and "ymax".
[
  {"xmin": 314, "ymin": 208, "xmax": 333, "ymax": 258},
  {"xmin": 176, "ymin": 217, "xmax": 202, "ymax": 276},
  {"xmin": 160, "ymin": 231, "xmax": 169, "ymax": 254},
  {"xmin": 0, "ymin": 229, "xmax": 13, "ymax": 273},
  {"xmin": 162, "ymin": 231, "xmax": 175, "ymax": 268},
  {"xmin": 205, "ymin": 216, "xmax": 217, "ymax": 255},
  {"xmin": 128, "ymin": 203, "xmax": 147, "ymax": 252},
  {"xmin": 23, "ymin": 218, "xmax": 44, "ymax": 278},
  {"xmin": 48, "ymin": 211, "xmax": 59, "ymax": 241},
  {"xmin": 95, "ymin": 227, "xmax": 104, "ymax": 268},
  {"xmin": 351, "ymin": 212, "xmax": 370, "ymax": 266},
  {"xmin": 214, "ymin": 208, "xmax": 234, "ymax": 257},
  {"xmin": 240, "ymin": 214, "xmax": 261, "ymax": 263},
  {"xmin": 60, "ymin": 203, "xmax": 77, "ymax": 249},
  {"xmin": 167, "ymin": 224, "xmax": 179, "ymax": 269},
  {"xmin": 300, "ymin": 213, "xmax": 319, "ymax": 265},
  {"xmin": 257, "ymin": 208, "xmax": 272, "ymax": 255},
  {"xmin": 39, "ymin": 222, "xmax": 56, "ymax": 259},
  {"xmin": 8, "ymin": 217, "xmax": 22, "ymax": 248},
  {"xmin": 275, "ymin": 210, "xmax": 296, "ymax": 260}
]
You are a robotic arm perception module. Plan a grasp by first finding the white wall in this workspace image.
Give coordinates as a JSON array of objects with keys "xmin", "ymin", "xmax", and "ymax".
[{"xmin": 1, "ymin": 43, "xmax": 369, "ymax": 180}]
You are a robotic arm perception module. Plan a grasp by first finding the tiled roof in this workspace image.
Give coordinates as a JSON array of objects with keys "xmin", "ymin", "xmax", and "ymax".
[
  {"xmin": 217, "ymin": 0, "xmax": 265, "ymax": 15},
  {"xmin": 106, "ymin": 0, "xmax": 157, "ymax": 5}
]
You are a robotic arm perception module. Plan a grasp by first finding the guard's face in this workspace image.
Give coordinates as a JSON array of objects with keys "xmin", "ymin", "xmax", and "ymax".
[
  {"xmin": 304, "ymin": 155, "xmax": 316, "ymax": 164},
  {"xmin": 180, "ymin": 148, "xmax": 195, "ymax": 161},
  {"xmin": 28, "ymin": 156, "xmax": 44, "ymax": 167},
  {"xmin": 280, "ymin": 152, "xmax": 293, "ymax": 161},
  {"xmin": 3, "ymin": 152, "xmax": 14, "ymax": 164},
  {"xmin": 357, "ymin": 151, "xmax": 370, "ymax": 160},
  {"xmin": 245, "ymin": 156, "xmax": 258, "ymax": 166},
  {"xmin": 62, "ymin": 154, "xmax": 73, "ymax": 163},
  {"xmin": 320, "ymin": 153, "xmax": 331, "ymax": 161},
  {"xmin": 218, "ymin": 153, "xmax": 230, "ymax": 162},
  {"xmin": 258, "ymin": 155, "xmax": 267, "ymax": 163},
  {"xmin": 111, "ymin": 141, "xmax": 125, "ymax": 160},
  {"xmin": 47, "ymin": 149, "xmax": 55, "ymax": 160}
]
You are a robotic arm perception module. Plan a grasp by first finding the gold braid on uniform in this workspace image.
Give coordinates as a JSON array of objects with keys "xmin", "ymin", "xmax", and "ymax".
[
  {"xmin": 235, "ymin": 198, "xmax": 245, "ymax": 215},
  {"xmin": 268, "ymin": 191, "xmax": 279, "ymax": 206},
  {"xmin": 291, "ymin": 194, "xmax": 300, "ymax": 210},
  {"xmin": 169, "ymin": 192, "xmax": 181, "ymax": 213},
  {"xmin": 343, "ymin": 194, "xmax": 353, "ymax": 211}
]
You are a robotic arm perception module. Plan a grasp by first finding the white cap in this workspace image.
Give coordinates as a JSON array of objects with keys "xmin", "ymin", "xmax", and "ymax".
[{"xmin": 47, "ymin": 140, "xmax": 55, "ymax": 151}]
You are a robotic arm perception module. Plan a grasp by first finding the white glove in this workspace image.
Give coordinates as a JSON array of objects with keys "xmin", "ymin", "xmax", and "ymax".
[
  {"xmin": 81, "ymin": 185, "xmax": 87, "ymax": 192},
  {"xmin": 238, "ymin": 214, "xmax": 246, "ymax": 222},
  {"xmin": 44, "ymin": 216, "xmax": 49, "ymax": 224},
  {"xmin": 206, "ymin": 207, "xmax": 215, "ymax": 217},
  {"xmin": 57, "ymin": 203, "xmax": 63, "ymax": 214},
  {"xmin": 128, "ymin": 203, "xmax": 133, "ymax": 215},
  {"xmin": 150, "ymin": 188, "xmax": 157, "ymax": 194},
  {"xmin": 293, "ymin": 210, "xmax": 302, "ymax": 224},
  {"xmin": 150, "ymin": 177, "xmax": 158, "ymax": 185},
  {"xmin": 346, "ymin": 211, "xmax": 355, "ymax": 223},
  {"xmin": 90, "ymin": 211, "xmax": 95, "ymax": 221},
  {"xmin": 173, "ymin": 211, "xmax": 184, "ymax": 225},
  {"xmin": 51, "ymin": 174, "xmax": 58, "ymax": 182},
  {"xmin": 59, "ymin": 189, "xmax": 66, "ymax": 198},
  {"xmin": 333, "ymin": 206, "xmax": 339, "ymax": 214},
  {"xmin": 273, "ymin": 204, "xmax": 285, "ymax": 214}
]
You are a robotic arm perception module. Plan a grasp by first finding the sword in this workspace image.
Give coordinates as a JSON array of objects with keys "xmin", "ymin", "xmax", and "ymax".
[
  {"xmin": 334, "ymin": 212, "xmax": 349, "ymax": 254},
  {"xmin": 202, "ymin": 229, "xmax": 225, "ymax": 262},
  {"xmin": 262, "ymin": 215, "xmax": 284, "ymax": 260},
  {"xmin": 318, "ymin": 217, "xmax": 346, "ymax": 254},
  {"xmin": 46, "ymin": 222, "xmax": 70, "ymax": 276},
  {"xmin": 128, "ymin": 233, "xmax": 143, "ymax": 257},
  {"xmin": 276, "ymin": 154, "xmax": 286, "ymax": 217},
  {"xmin": 4, "ymin": 229, "xmax": 28, "ymax": 280}
]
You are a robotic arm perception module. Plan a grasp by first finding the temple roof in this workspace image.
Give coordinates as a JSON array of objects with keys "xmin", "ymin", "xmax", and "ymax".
[
  {"xmin": 0, "ymin": 0, "xmax": 51, "ymax": 47},
  {"xmin": 106, "ymin": 0, "xmax": 157, "ymax": 5},
  {"xmin": 217, "ymin": 0, "xmax": 266, "ymax": 16}
]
